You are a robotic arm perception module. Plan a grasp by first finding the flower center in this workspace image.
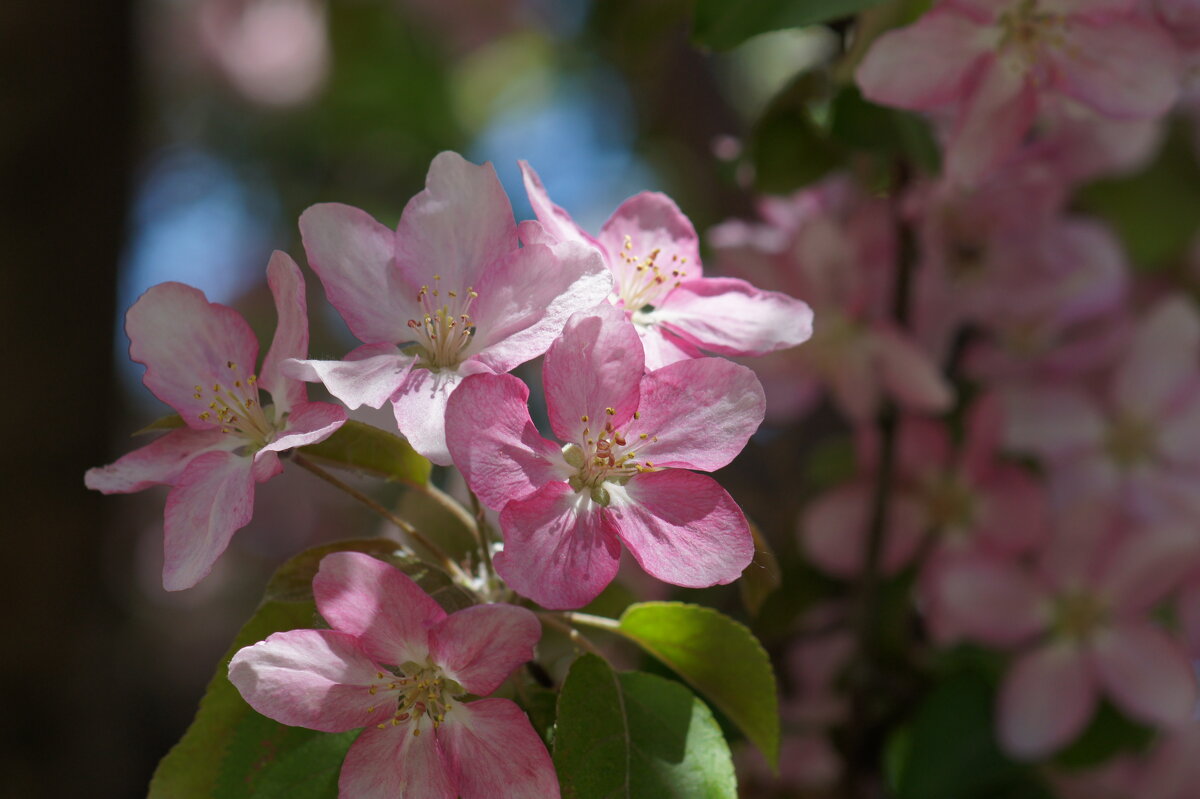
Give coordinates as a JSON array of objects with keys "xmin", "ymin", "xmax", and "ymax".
[
  {"xmin": 996, "ymin": 0, "xmax": 1068, "ymax": 69},
  {"xmin": 1053, "ymin": 591, "xmax": 1107, "ymax": 642},
  {"xmin": 1105, "ymin": 411, "xmax": 1157, "ymax": 467},
  {"xmin": 191, "ymin": 360, "xmax": 275, "ymax": 445},
  {"xmin": 615, "ymin": 234, "xmax": 689, "ymax": 313},
  {"xmin": 366, "ymin": 662, "xmax": 463, "ymax": 737},
  {"xmin": 407, "ymin": 275, "xmax": 478, "ymax": 369},
  {"xmin": 563, "ymin": 409, "xmax": 657, "ymax": 506},
  {"xmin": 923, "ymin": 475, "xmax": 976, "ymax": 531}
]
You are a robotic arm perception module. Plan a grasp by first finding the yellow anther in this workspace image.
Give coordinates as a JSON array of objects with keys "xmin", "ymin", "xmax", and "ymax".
[
  {"xmin": 580, "ymin": 415, "xmax": 589, "ymax": 422},
  {"xmin": 247, "ymin": 374, "xmax": 257, "ymax": 384},
  {"xmin": 369, "ymin": 685, "xmax": 377, "ymax": 695},
  {"xmin": 633, "ymin": 411, "xmax": 640, "ymax": 420},
  {"xmin": 624, "ymin": 235, "xmax": 633, "ymax": 250},
  {"xmin": 605, "ymin": 407, "xmax": 615, "ymax": 415}
]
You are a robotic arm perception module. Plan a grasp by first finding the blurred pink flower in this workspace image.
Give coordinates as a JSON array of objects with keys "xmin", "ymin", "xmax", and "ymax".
[{"xmin": 229, "ymin": 551, "xmax": 557, "ymax": 798}]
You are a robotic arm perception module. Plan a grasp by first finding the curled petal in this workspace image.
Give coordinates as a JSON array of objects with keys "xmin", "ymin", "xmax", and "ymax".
[
  {"xmin": 519, "ymin": 160, "xmax": 597, "ymax": 249},
  {"xmin": 260, "ymin": 401, "xmax": 346, "ymax": 456},
  {"xmin": 85, "ymin": 427, "xmax": 232, "ymax": 494},
  {"xmin": 260, "ymin": 250, "xmax": 311, "ymax": 413},
  {"xmin": 284, "ymin": 351, "xmax": 414, "ymax": 411}
]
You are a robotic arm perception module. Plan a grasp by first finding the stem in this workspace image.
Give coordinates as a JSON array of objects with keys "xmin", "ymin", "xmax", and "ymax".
[
  {"xmin": 563, "ymin": 611, "xmax": 622, "ymax": 632},
  {"xmin": 538, "ymin": 612, "xmax": 611, "ymax": 659},
  {"xmin": 466, "ymin": 490, "xmax": 495, "ymax": 578},
  {"xmin": 291, "ymin": 452, "xmax": 470, "ymax": 584}
]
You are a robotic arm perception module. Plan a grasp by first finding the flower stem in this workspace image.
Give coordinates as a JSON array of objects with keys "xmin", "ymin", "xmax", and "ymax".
[
  {"xmin": 466, "ymin": 489, "xmax": 496, "ymax": 579},
  {"xmin": 538, "ymin": 612, "xmax": 611, "ymax": 659},
  {"xmin": 290, "ymin": 452, "xmax": 470, "ymax": 584}
]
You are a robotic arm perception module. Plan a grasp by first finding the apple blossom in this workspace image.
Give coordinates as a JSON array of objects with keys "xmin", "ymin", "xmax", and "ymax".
[
  {"xmin": 444, "ymin": 305, "xmax": 762, "ymax": 609},
  {"xmin": 85, "ymin": 252, "xmax": 346, "ymax": 590},
  {"xmin": 519, "ymin": 160, "xmax": 814, "ymax": 370},
  {"xmin": 229, "ymin": 551, "xmax": 557, "ymax": 799},
  {"xmin": 285, "ymin": 151, "xmax": 611, "ymax": 465}
]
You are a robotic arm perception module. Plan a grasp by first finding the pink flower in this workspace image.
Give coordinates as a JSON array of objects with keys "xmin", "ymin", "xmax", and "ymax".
[
  {"xmin": 85, "ymin": 252, "xmax": 346, "ymax": 590},
  {"xmin": 929, "ymin": 511, "xmax": 1198, "ymax": 759},
  {"xmin": 444, "ymin": 305, "xmax": 762, "ymax": 609},
  {"xmin": 857, "ymin": 0, "xmax": 1182, "ymax": 184},
  {"xmin": 229, "ymin": 551, "xmax": 557, "ymax": 799},
  {"xmin": 286, "ymin": 152, "xmax": 611, "ymax": 465},
  {"xmin": 520, "ymin": 161, "xmax": 814, "ymax": 371}
]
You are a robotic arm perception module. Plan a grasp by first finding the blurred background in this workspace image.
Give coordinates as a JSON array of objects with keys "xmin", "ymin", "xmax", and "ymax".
[{"xmin": 4, "ymin": 1, "xmax": 823, "ymax": 796}]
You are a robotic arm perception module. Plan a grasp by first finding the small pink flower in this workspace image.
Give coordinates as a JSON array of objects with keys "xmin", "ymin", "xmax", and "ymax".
[
  {"xmin": 286, "ymin": 152, "xmax": 611, "ymax": 465},
  {"xmin": 229, "ymin": 551, "xmax": 557, "ymax": 799},
  {"xmin": 857, "ymin": 0, "xmax": 1182, "ymax": 184},
  {"xmin": 520, "ymin": 161, "xmax": 813, "ymax": 371},
  {"xmin": 85, "ymin": 252, "xmax": 346, "ymax": 590},
  {"xmin": 445, "ymin": 305, "xmax": 762, "ymax": 609}
]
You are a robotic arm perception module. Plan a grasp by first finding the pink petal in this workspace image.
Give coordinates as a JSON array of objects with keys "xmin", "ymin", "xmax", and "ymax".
[
  {"xmin": 260, "ymin": 400, "xmax": 347, "ymax": 455},
  {"xmin": 608, "ymin": 469, "xmax": 753, "ymax": 588},
  {"xmin": 1003, "ymin": 387, "xmax": 1105, "ymax": 458},
  {"xmin": 622, "ymin": 357, "xmax": 764, "ymax": 472},
  {"xmin": 1101, "ymin": 526, "xmax": 1197, "ymax": 611},
  {"xmin": 873, "ymin": 325, "xmax": 955, "ymax": 414},
  {"xmin": 999, "ymin": 642, "xmax": 1097, "ymax": 759},
  {"xmin": 856, "ymin": 7, "xmax": 992, "ymax": 109},
  {"xmin": 228, "ymin": 628, "xmax": 386, "ymax": 732},
  {"xmin": 299, "ymin": 203, "xmax": 415, "ymax": 344},
  {"xmin": 945, "ymin": 57, "xmax": 1038, "ymax": 186},
  {"xmin": 1112, "ymin": 295, "xmax": 1200, "ymax": 417},
  {"xmin": 647, "ymin": 277, "xmax": 814, "ymax": 357},
  {"xmin": 260, "ymin": 250, "xmax": 310, "ymax": 412},
  {"xmin": 1092, "ymin": 622, "xmax": 1197, "ymax": 728},
  {"xmin": 971, "ymin": 465, "xmax": 1047, "ymax": 554},
  {"xmin": 467, "ymin": 239, "xmax": 611, "ymax": 373},
  {"xmin": 543, "ymin": 306, "xmax": 643, "ymax": 444},
  {"xmin": 162, "ymin": 449, "xmax": 256, "ymax": 591},
  {"xmin": 389, "ymin": 366, "xmax": 466, "ymax": 466},
  {"xmin": 895, "ymin": 416, "xmax": 952, "ymax": 478},
  {"xmin": 494, "ymin": 482, "xmax": 622, "ymax": 610},
  {"xmin": 312, "ymin": 551, "xmax": 447, "ymax": 666},
  {"xmin": 394, "ymin": 152, "xmax": 517, "ymax": 293},
  {"xmin": 283, "ymin": 351, "xmax": 414, "ymax": 410},
  {"xmin": 429, "ymin": 604, "xmax": 540, "ymax": 695},
  {"xmin": 444, "ymin": 374, "xmax": 566, "ymax": 511},
  {"xmin": 635, "ymin": 322, "xmax": 705, "ymax": 371},
  {"xmin": 1050, "ymin": 20, "xmax": 1181, "ymax": 119},
  {"xmin": 126, "ymin": 282, "xmax": 259, "ymax": 428},
  {"xmin": 84, "ymin": 427, "xmax": 231, "ymax": 493},
  {"xmin": 519, "ymin": 160, "xmax": 597, "ymax": 248},
  {"xmin": 927, "ymin": 553, "xmax": 1050, "ymax": 646},
  {"xmin": 801, "ymin": 483, "xmax": 925, "ymax": 578},
  {"xmin": 340, "ymin": 723, "xmax": 455, "ymax": 799},
  {"xmin": 598, "ymin": 192, "xmax": 704, "ymax": 290},
  {"xmin": 439, "ymin": 699, "xmax": 560, "ymax": 799},
  {"xmin": 961, "ymin": 392, "xmax": 1004, "ymax": 478}
]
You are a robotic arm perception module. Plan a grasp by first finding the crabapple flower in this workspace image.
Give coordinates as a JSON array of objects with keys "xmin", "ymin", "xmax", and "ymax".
[
  {"xmin": 519, "ymin": 161, "xmax": 813, "ymax": 370},
  {"xmin": 445, "ymin": 305, "xmax": 762, "ymax": 609},
  {"xmin": 85, "ymin": 253, "xmax": 346, "ymax": 590},
  {"xmin": 285, "ymin": 152, "xmax": 611, "ymax": 465},
  {"xmin": 228, "ymin": 551, "xmax": 557, "ymax": 799},
  {"xmin": 857, "ymin": 0, "xmax": 1182, "ymax": 184}
]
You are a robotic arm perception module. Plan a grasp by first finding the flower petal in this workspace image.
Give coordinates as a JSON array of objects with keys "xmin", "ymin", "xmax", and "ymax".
[
  {"xmin": 999, "ymin": 642, "xmax": 1096, "ymax": 759},
  {"xmin": 126, "ymin": 282, "xmax": 259, "ymax": 427},
  {"xmin": 1111, "ymin": 295, "xmax": 1200, "ymax": 417},
  {"xmin": 945, "ymin": 57, "xmax": 1038, "ymax": 186},
  {"xmin": 444, "ymin": 373, "xmax": 565, "ymax": 510},
  {"xmin": 162, "ymin": 449, "xmax": 257, "ymax": 591},
  {"xmin": 299, "ymin": 203, "xmax": 415, "ymax": 344},
  {"xmin": 284, "ymin": 351, "xmax": 414, "ymax": 410},
  {"xmin": 228, "ymin": 629, "xmax": 386, "ymax": 732},
  {"xmin": 598, "ymin": 192, "xmax": 704, "ymax": 286},
  {"xmin": 439, "ymin": 699, "xmax": 560, "ymax": 799},
  {"xmin": 519, "ymin": 160, "xmax": 598, "ymax": 248},
  {"xmin": 340, "ymin": 723, "xmax": 455, "ymax": 799},
  {"xmin": 313, "ymin": 551, "xmax": 447, "ymax": 666},
  {"xmin": 1003, "ymin": 387, "xmax": 1105, "ymax": 458},
  {"xmin": 800, "ymin": 482, "xmax": 925, "ymax": 578},
  {"xmin": 259, "ymin": 250, "xmax": 311, "ymax": 412},
  {"xmin": 622, "ymin": 357, "xmax": 765, "ymax": 472},
  {"xmin": 494, "ymin": 482, "xmax": 622, "ymax": 610},
  {"xmin": 635, "ymin": 322, "xmax": 704, "ymax": 371},
  {"xmin": 609, "ymin": 470, "xmax": 753, "ymax": 588},
  {"xmin": 543, "ymin": 306, "xmax": 643, "ymax": 443},
  {"xmin": 389, "ymin": 366, "xmax": 466, "ymax": 466},
  {"xmin": 1050, "ymin": 20, "xmax": 1181, "ymax": 119},
  {"xmin": 926, "ymin": 552, "xmax": 1050, "ymax": 646},
  {"xmin": 874, "ymin": 324, "xmax": 955, "ymax": 413},
  {"xmin": 394, "ymin": 152, "xmax": 517, "ymax": 293},
  {"xmin": 85, "ymin": 427, "xmax": 231, "ymax": 493},
  {"xmin": 648, "ymin": 277, "xmax": 814, "ymax": 358},
  {"xmin": 1093, "ymin": 622, "xmax": 1198, "ymax": 728},
  {"xmin": 467, "ymin": 239, "xmax": 611, "ymax": 373},
  {"xmin": 429, "ymin": 604, "xmax": 540, "ymax": 696},
  {"xmin": 856, "ymin": 6, "xmax": 992, "ymax": 109},
  {"xmin": 260, "ymin": 400, "xmax": 347, "ymax": 455}
]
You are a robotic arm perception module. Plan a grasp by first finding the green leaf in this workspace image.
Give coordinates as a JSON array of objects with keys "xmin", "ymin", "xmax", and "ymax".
[
  {"xmin": 829, "ymin": 85, "xmax": 940, "ymax": 173},
  {"xmin": 554, "ymin": 654, "xmax": 737, "ymax": 798},
  {"xmin": 739, "ymin": 520, "xmax": 782, "ymax": 616},
  {"xmin": 1053, "ymin": 700, "xmax": 1155, "ymax": 770},
  {"xmin": 616, "ymin": 602, "xmax": 780, "ymax": 767},
  {"xmin": 133, "ymin": 413, "xmax": 185, "ymax": 436},
  {"xmin": 148, "ymin": 539, "xmax": 473, "ymax": 798},
  {"xmin": 693, "ymin": 0, "xmax": 891, "ymax": 51},
  {"xmin": 298, "ymin": 419, "xmax": 431, "ymax": 485},
  {"xmin": 749, "ymin": 73, "xmax": 844, "ymax": 194}
]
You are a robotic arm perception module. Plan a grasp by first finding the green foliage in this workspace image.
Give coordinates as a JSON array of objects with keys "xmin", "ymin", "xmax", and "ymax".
[
  {"xmin": 829, "ymin": 85, "xmax": 940, "ymax": 173},
  {"xmin": 553, "ymin": 654, "xmax": 737, "ymax": 798},
  {"xmin": 750, "ymin": 73, "xmax": 845, "ymax": 194},
  {"xmin": 617, "ymin": 602, "xmax": 780, "ymax": 767},
  {"xmin": 132, "ymin": 413, "xmax": 186, "ymax": 436},
  {"xmin": 298, "ymin": 419, "xmax": 432, "ymax": 486},
  {"xmin": 148, "ymin": 539, "xmax": 471, "ymax": 799},
  {"xmin": 739, "ymin": 520, "xmax": 783, "ymax": 616},
  {"xmin": 692, "ymin": 0, "xmax": 892, "ymax": 50},
  {"xmin": 1053, "ymin": 700, "xmax": 1156, "ymax": 769}
]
